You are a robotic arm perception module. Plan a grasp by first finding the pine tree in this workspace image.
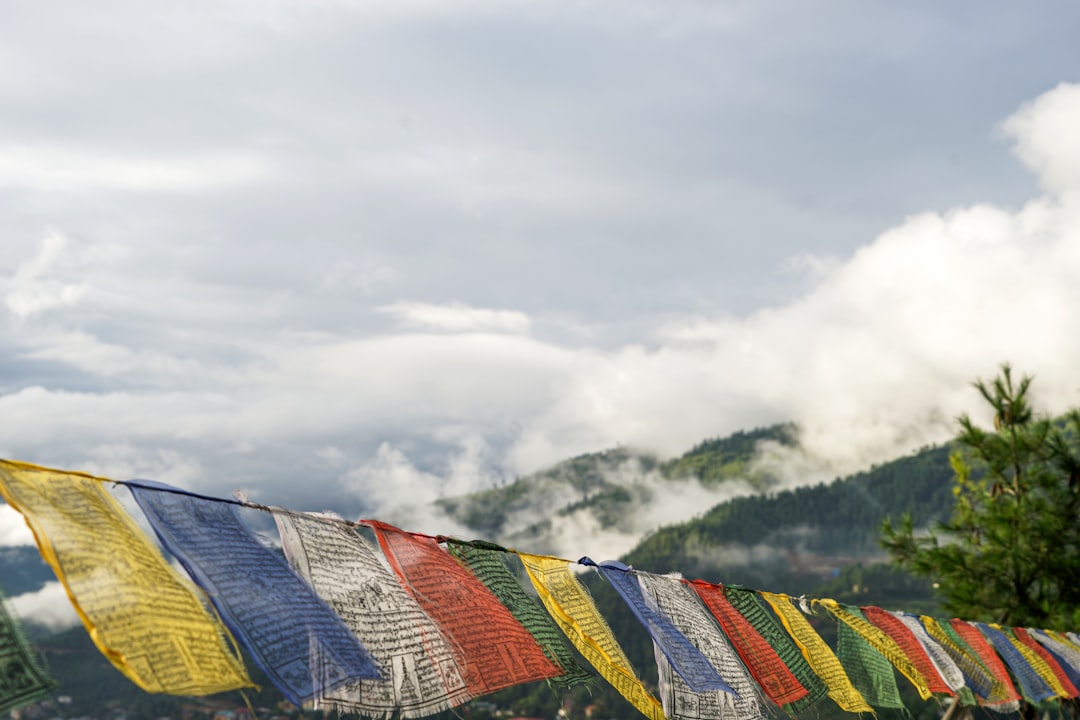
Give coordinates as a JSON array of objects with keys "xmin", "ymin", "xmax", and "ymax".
[{"xmin": 882, "ymin": 364, "xmax": 1080, "ymax": 629}]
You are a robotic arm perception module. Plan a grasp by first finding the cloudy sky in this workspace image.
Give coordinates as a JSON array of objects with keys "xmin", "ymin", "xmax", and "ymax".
[{"xmin": 2, "ymin": 0, "xmax": 1080, "ymax": 533}]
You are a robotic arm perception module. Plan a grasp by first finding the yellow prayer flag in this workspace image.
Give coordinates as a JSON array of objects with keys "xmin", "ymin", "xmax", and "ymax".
[
  {"xmin": 818, "ymin": 599, "xmax": 933, "ymax": 701},
  {"xmin": 0, "ymin": 460, "xmax": 253, "ymax": 695},
  {"xmin": 761, "ymin": 593, "xmax": 873, "ymax": 714},
  {"xmin": 518, "ymin": 554, "xmax": 665, "ymax": 720}
]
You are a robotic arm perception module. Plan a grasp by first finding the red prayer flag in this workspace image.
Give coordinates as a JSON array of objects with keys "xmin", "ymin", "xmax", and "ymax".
[
  {"xmin": 688, "ymin": 580, "xmax": 809, "ymax": 706},
  {"xmin": 366, "ymin": 521, "xmax": 561, "ymax": 695},
  {"xmin": 862, "ymin": 606, "xmax": 954, "ymax": 695},
  {"xmin": 949, "ymin": 620, "xmax": 1021, "ymax": 704}
]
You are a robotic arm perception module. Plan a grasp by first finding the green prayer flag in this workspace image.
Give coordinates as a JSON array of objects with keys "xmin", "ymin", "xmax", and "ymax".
[
  {"xmin": 834, "ymin": 607, "xmax": 905, "ymax": 710},
  {"xmin": 725, "ymin": 587, "xmax": 829, "ymax": 714},
  {"xmin": 448, "ymin": 543, "xmax": 594, "ymax": 688},
  {"xmin": 0, "ymin": 586, "xmax": 56, "ymax": 714}
]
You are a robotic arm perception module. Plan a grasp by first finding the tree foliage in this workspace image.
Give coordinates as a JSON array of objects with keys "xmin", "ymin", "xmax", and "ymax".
[{"xmin": 883, "ymin": 364, "xmax": 1080, "ymax": 628}]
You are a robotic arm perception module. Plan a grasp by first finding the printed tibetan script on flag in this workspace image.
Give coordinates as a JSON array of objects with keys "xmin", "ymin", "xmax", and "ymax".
[
  {"xmin": 761, "ymin": 593, "xmax": 871, "ymax": 714},
  {"xmin": 446, "ymin": 542, "xmax": 593, "ymax": 689},
  {"xmin": 519, "ymin": 553, "xmax": 666, "ymax": 720},
  {"xmin": 0, "ymin": 461, "xmax": 252, "ymax": 695},
  {"xmin": 637, "ymin": 573, "xmax": 764, "ymax": 720},
  {"xmin": 127, "ymin": 480, "xmax": 379, "ymax": 706},
  {"xmin": 366, "ymin": 521, "xmax": 561, "ymax": 696},
  {"xmin": 0, "ymin": 586, "xmax": 55, "ymax": 713},
  {"xmin": 274, "ymin": 511, "xmax": 471, "ymax": 718}
]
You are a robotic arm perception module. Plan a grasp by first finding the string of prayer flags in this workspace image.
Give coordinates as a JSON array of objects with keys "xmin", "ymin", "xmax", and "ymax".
[
  {"xmin": 1012, "ymin": 628, "xmax": 1079, "ymax": 697},
  {"xmin": 818, "ymin": 599, "xmax": 933, "ymax": 701},
  {"xmin": 0, "ymin": 462, "xmax": 253, "ymax": 695},
  {"xmin": 974, "ymin": 624, "xmax": 1056, "ymax": 704},
  {"xmin": 948, "ymin": 619, "xmax": 1022, "ymax": 710},
  {"xmin": 0, "ymin": 586, "xmax": 55, "ymax": 714},
  {"xmin": 445, "ymin": 541, "xmax": 594, "ymax": 689},
  {"xmin": 1002, "ymin": 627, "xmax": 1070, "ymax": 698},
  {"xmin": 761, "ymin": 593, "xmax": 872, "ymax": 714},
  {"xmin": 127, "ymin": 481, "xmax": 380, "ymax": 706},
  {"xmin": 688, "ymin": 580, "xmax": 815, "ymax": 712},
  {"xmin": 893, "ymin": 613, "xmax": 972, "ymax": 703},
  {"xmin": 1032, "ymin": 631, "xmax": 1080, "ymax": 689},
  {"xmin": 518, "ymin": 553, "xmax": 667, "ymax": 720},
  {"xmin": 726, "ymin": 586, "xmax": 832, "ymax": 712},
  {"xmin": 861, "ymin": 605, "xmax": 954, "ymax": 696},
  {"xmin": 584, "ymin": 559, "xmax": 734, "ymax": 694},
  {"xmin": 274, "ymin": 512, "xmax": 473, "ymax": 718},
  {"xmin": 830, "ymin": 606, "xmax": 905, "ymax": 710},
  {"xmin": 636, "ymin": 573, "xmax": 765, "ymax": 720},
  {"xmin": 918, "ymin": 615, "xmax": 1002, "ymax": 704},
  {"xmin": 366, "ymin": 521, "xmax": 563, "ymax": 696}
]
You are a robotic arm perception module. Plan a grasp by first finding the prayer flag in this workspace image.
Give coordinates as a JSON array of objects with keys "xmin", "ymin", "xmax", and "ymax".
[
  {"xmin": 819, "ymin": 599, "xmax": 933, "ymax": 701},
  {"xmin": 1031, "ymin": 631, "xmax": 1080, "ymax": 690},
  {"xmin": 688, "ymin": 581, "xmax": 815, "ymax": 712},
  {"xmin": 519, "ymin": 553, "xmax": 666, "ymax": 720},
  {"xmin": 0, "ymin": 461, "xmax": 252, "ymax": 695},
  {"xmin": 446, "ymin": 542, "xmax": 593, "ymax": 689},
  {"xmin": 637, "ymin": 573, "xmax": 765, "ymax": 720},
  {"xmin": 973, "ymin": 623, "xmax": 1055, "ymax": 704},
  {"xmin": 1010, "ymin": 627, "xmax": 1077, "ymax": 698},
  {"xmin": 586, "ymin": 559, "xmax": 733, "ymax": 694},
  {"xmin": 893, "ymin": 613, "xmax": 971, "ymax": 703},
  {"xmin": 366, "ymin": 522, "xmax": 562, "ymax": 697},
  {"xmin": 0, "ymin": 585, "xmax": 55, "ymax": 713},
  {"xmin": 862, "ymin": 606, "xmax": 953, "ymax": 696},
  {"xmin": 948, "ymin": 620, "xmax": 1021, "ymax": 709},
  {"xmin": 128, "ymin": 480, "xmax": 379, "ymax": 706},
  {"xmin": 829, "ymin": 605, "xmax": 904, "ymax": 710},
  {"xmin": 275, "ymin": 511, "xmax": 472, "ymax": 718},
  {"xmin": 762, "ymin": 593, "xmax": 872, "ymax": 714}
]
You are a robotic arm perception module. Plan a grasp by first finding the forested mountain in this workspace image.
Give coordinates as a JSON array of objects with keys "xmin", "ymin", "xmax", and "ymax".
[{"xmin": 436, "ymin": 424, "xmax": 797, "ymax": 556}]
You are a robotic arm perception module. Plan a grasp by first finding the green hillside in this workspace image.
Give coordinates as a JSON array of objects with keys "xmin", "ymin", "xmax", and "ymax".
[
  {"xmin": 437, "ymin": 424, "xmax": 796, "ymax": 546},
  {"xmin": 622, "ymin": 443, "xmax": 955, "ymax": 590}
]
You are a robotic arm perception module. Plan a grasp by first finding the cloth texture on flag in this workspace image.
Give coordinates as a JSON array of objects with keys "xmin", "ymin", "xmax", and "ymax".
[
  {"xmin": 923, "ymin": 617, "xmax": 1018, "ymax": 713},
  {"xmin": 275, "ymin": 512, "xmax": 472, "ymax": 718},
  {"xmin": 762, "ymin": 593, "xmax": 871, "ymax": 714},
  {"xmin": 586, "ymin": 559, "xmax": 732, "ymax": 694},
  {"xmin": 820, "ymin": 599, "xmax": 932, "ymax": 701},
  {"xmin": 637, "ymin": 573, "xmax": 765, "ymax": 720},
  {"xmin": 1032, "ymin": 631, "xmax": 1080, "ymax": 690},
  {"xmin": 974, "ymin": 623, "xmax": 1056, "ymax": 704},
  {"xmin": 723, "ymin": 586, "xmax": 829, "ymax": 711},
  {"xmin": 0, "ymin": 462, "xmax": 252, "ymax": 695},
  {"xmin": 1011, "ymin": 628, "xmax": 1078, "ymax": 698},
  {"xmin": 366, "ymin": 522, "xmax": 561, "ymax": 697},
  {"xmin": 127, "ymin": 480, "xmax": 379, "ymax": 706},
  {"xmin": 446, "ymin": 542, "xmax": 593, "ymax": 689},
  {"xmin": 688, "ymin": 581, "xmax": 813, "ymax": 712},
  {"xmin": 519, "ymin": 553, "xmax": 666, "ymax": 720},
  {"xmin": 862, "ymin": 605, "xmax": 953, "ymax": 696},
  {"xmin": 0, "ymin": 585, "xmax": 55, "ymax": 713},
  {"xmin": 894, "ymin": 613, "xmax": 971, "ymax": 704},
  {"xmin": 948, "ymin": 619, "xmax": 1021, "ymax": 710},
  {"xmin": 830, "ymin": 606, "xmax": 904, "ymax": 710}
]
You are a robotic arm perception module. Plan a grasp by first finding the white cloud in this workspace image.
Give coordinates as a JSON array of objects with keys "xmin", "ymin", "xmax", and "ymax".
[
  {"xmin": 1002, "ymin": 82, "xmax": 1080, "ymax": 197},
  {"xmin": 378, "ymin": 301, "xmax": 532, "ymax": 334},
  {"xmin": 9, "ymin": 581, "xmax": 80, "ymax": 631},
  {"xmin": 4, "ymin": 229, "xmax": 86, "ymax": 319},
  {"xmin": 0, "ymin": 504, "xmax": 34, "ymax": 546},
  {"xmin": 0, "ymin": 145, "xmax": 271, "ymax": 193}
]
